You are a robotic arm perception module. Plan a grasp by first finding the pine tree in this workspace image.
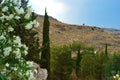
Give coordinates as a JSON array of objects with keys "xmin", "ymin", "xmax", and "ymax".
[{"xmin": 41, "ymin": 9, "xmax": 50, "ymax": 79}]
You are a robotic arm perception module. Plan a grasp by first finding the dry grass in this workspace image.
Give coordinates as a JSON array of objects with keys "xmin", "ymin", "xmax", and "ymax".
[{"xmin": 36, "ymin": 14, "xmax": 120, "ymax": 53}]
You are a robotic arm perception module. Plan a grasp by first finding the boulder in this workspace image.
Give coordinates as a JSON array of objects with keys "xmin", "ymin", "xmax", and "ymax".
[{"xmin": 33, "ymin": 63, "xmax": 48, "ymax": 80}]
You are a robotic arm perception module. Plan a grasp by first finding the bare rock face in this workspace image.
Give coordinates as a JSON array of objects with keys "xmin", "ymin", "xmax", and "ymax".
[{"xmin": 33, "ymin": 63, "xmax": 48, "ymax": 80}]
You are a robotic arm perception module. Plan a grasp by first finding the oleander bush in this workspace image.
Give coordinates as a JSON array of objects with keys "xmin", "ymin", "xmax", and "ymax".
[{"xmin": 0, "ymin": 0, "xmax": 39, "ymax": 79}]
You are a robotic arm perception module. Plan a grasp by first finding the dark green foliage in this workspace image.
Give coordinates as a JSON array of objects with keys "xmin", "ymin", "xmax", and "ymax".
[
  {"xmin": 70, "ymin": 41, "xmax": 84, "ymax": 77},
  {"xmin": 24, "ymin": 31, "xmax": 41, "ymax": 63},
  {"xmin": 94, "ymin": 54, "xmax": 105, "ymax": 80},
  {"xmin": 111, "ymin": 54, "xmax": 120, "ymax": 72},
  {"xmin": 0, "ymin": 0, "xmax": 2, "ymax": 4},
  {"xmin": 21, "ymin": 0, "xmax": 29, "ymax": 6},
  {"xmin": 80, "ymin": 48, "xmax": 107, "ymax": 80},
  {"xmin": 50, "ymin": 41, "xmax": 120, "ymax": 80},
  {"xmin": 80, "ymin": 52, "xmax": 96, "ymax": 80},
  {"xmin": 40, "ymin": 9, "xmax": 50, "ymax": 79},
  {"xmin": 70, "ymin": 42, "xmax": 96, "ymax": 79},
  {"xmin": 104, "ymin": 54, "xmax": 120, "ymax": 80},
  {"xmin": 70, "ymin": 41, "xmax": 85, "ymax": 51},
  {"xmin": 50, "ymin": 45, "xmax": 73, "ymax": 80},
  {"xmin": 14, "ymin": 28, "xmax": 41, "ymax": 63},
  {"xmin": 91, "ymin": 27, "xmax": 95, "ymax": 31}
]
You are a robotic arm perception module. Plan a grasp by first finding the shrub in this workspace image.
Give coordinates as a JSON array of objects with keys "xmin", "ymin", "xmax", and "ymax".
[
  {"xmin": 50, "ymin": 45, "xmax": 73, "ymax": 80},
  {"xmin": 0, "ymin": 0, "xmax": 39, "ymax": 79}
]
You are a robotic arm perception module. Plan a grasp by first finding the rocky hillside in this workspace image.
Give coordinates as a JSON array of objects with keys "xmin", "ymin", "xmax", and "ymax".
[{"xmin": 35, "ymin": 14, "xmax": 120, "ymax": 53}]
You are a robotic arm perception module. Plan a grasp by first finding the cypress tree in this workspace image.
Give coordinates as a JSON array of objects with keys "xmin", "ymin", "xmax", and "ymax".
[
  {"xmin": 76, "ymin": 46, "xmax": 82, "ymax": 77},
  {"xmin": 105, "ymin": 43, "xmax": 108, "ymax": 57},
  {"xmin": 41, "ymin": 9, "xmax": 50, "ymax": 79}
]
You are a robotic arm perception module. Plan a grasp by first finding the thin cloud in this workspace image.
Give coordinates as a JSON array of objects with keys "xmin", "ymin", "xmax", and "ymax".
[{"xmin": 29, "ymin": 0, "xmax": 68, "ymax": 19}]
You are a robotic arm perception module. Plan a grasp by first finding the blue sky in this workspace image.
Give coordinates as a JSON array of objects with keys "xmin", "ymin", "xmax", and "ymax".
[{"xmin": 29, "ymin": 0, "xmax": 120, "ymax": 29}]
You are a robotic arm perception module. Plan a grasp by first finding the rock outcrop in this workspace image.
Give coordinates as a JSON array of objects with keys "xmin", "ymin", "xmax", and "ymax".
[{"xmin": 33, "ymin": 63, "xmax": 48, "ymax": 80}]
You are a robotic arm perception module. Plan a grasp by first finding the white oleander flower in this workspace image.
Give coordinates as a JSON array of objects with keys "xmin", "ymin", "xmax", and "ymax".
[
  {"xmin": 15, "ymin": 7, "xmax": 24, "ymax": 14},
  {"xmin": 0, "ymin": 14, "xmax": 6, "ymax": 21},
  {"xmin": 26, "ymin": 70, "xmax": 35, "ymax": 80},
  {"xmin": 5, "ymin": 14, "xmax": 14, "ymax": 20},
  {"xmin": 5, "ymin": 63, "xmax": 9, "ymax": 67},
  {"xmin": 24, "ymin": 13, "xmax": 31, "ymax": 19},
  {"xmin": 26, "ymin": 70, "xmax": 31, "ymax": 76},
  {"xmin": 116, "ymin": 74, "xmax": 119, "ymax": 78},
  {"xmin": 29, "ymin": 72, "xmax": 35, "ymax": 80},
  {"xmin": 1, "ymin": 68, "xmax": 7, "ymax": 75},
  {"xmin": 113, "ymin": 76, "xmax": 116, "ymax": 79},
  {"xmin": 13, "ymin": 48, "xmax": 21, "ymax": 58},
  {"xmin": 15, "ymin": 16, "xmax": 20, "ymax": 20},
  {"xmin": 35, "ymin": 22, "xmax": 39, "ymax": 27},
  {"xmin": 19, "ymin": 7, "xmax": 24, "ymax": 14},
  {"xmin": 9, "ymin": 14, "xmax": 14, "ymax": 19},
  {"xmin": 13, "ymin": 36, "xmax": 21, "ymax": 44},
  {"xmin": 34, "ymin": 69, "xmax": 38, "ymax": 74},
  {"xmin": 3, "ymin": 31, "xmax": 6, "ymax": 35},
  {"xmin": 15, "ymin": 48, "xmax": 20, "ymax": 54},
  {"xmin": 15, "ymin": 52, "xmax": 21, "ymax": 59},
  {"xmin": 5, "ymin": 15, "xmax": 9, "ymax": 20},
  {"xmin": 10, "ymin": 3, "xmax": 12, "ymax": 6},
  {"xmin": 2, "ymin": 6, "xmax": 8, "ymax": 12},
  {"xmin": 27, "ymin": 61, "xmax": 34, "ymax": 67},
  {"xmin": 8, "ymin": 27, "xmax": 14, "ymax": 32},
  {"xmin": 94, "ymin": 51, "xmax": 96, "ymax": 54},
  {"xmin": 33, "ymin": 20, "xmax": 39, "ymax": 27},
  {"xmin": 113, "ymin": 74, "xmax": 120, "ymax": 80},
  {"xmin": 3, "ymin": 47, "xmax": 12, "ymax": 56},
  {"xmin": 27, "ymin": 7, "xmax": 32, "ymax": 14},
  {"xmin": 23, "ymin": 50, "xmax": 28, "ymax": 55},
  {"xmin": 1, "ymin": 71, "xmax": 6, "ymax": 75},
  {"xmin": 19, "ymin": 72, "xmax": 22, "ymax": 76},
  {"xmin": 8, "ymin": 39, "xmax": 12, "ymax": 43},
  {"xmin": 18, "ymin": 43, "xmax": 22, "ymax": 47},
  {"xmin": 13, "ymin": 0, "xmax": 18, "ymax": 5},
  {"xmin": 25, "ymin": 22, "xmax": 33, "ymax": 30},
  {"xmin": 24, "ymin": 7, "xmax": 32, "ymax": 19},
  {"xmin": 0, "ymin": 34, "xmax": 6, "ymax": 40},
  {"xmin": 14, "ymin": 6, "xmax": 19, "ymax": 12},
  {"xmin": 13, "ymin": 67, "xmax": 18, "ymax": 71},
  {"xmin": 1, "ymin": 0, "xmax": 5, "ymax": 4},
  {"xmin": 22, "ymin": 44, "xmax": 28, "ymax": 51}
]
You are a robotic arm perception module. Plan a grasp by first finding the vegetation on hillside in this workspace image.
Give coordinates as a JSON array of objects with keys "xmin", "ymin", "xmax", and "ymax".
[
  {"xmin": 1, "ymin": 0, "xmax": 120, "ymax": 80},
  {"xmin": 50, "ymin": 42, "xmax": 120, "ymax": 80}
]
